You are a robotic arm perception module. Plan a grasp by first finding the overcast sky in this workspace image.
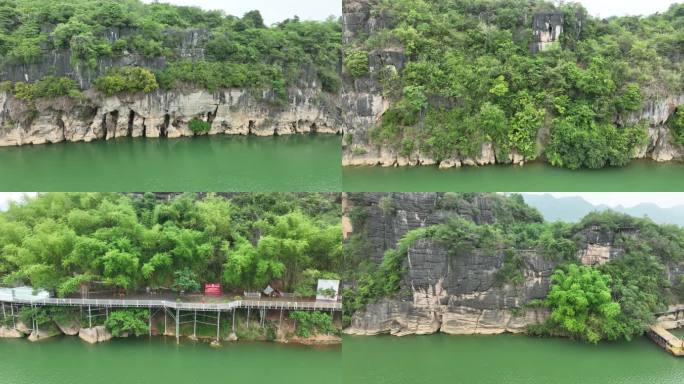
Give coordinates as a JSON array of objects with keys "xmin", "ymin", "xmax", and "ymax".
[
  {"xmin": 0, "ymin": 193, "xmax": 36, "ymax": 211},
  {"xmin": 572, "ymin": 0, "xmax": 677, "ymax": 17},
  {"xmin": 524, "ymin": 193, "xmax": 684, "ymax": 208},
  {"xmin": 142, "ymin": 0, "xmax": 340, "ymax": 25}
]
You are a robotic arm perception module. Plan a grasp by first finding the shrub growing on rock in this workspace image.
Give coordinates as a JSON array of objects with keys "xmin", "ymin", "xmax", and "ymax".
[
  {"xmin": 344, "ymin": 50, "xmax": 369, "ymax": 78},
  {"xmin": 188, "ymin": 118, "xmax": 211, "ymax": 134},
  {"xmin": 104, "ymin": 309, "xmax": 149, "ymax": 337},
  {"xmin": 94, "ymin": 67, "xmax": 159, "ymax": 96}
]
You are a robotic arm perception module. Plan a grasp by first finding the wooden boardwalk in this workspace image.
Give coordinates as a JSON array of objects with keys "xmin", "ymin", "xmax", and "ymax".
[
  {"xmin": 648, "ymin": 325, "xmax": 684, "ymax": 357},
  {"xmin": 0, "ymin": 294, "xmax": 341, "ymax": 344},
  {"xmin": 0, "ymin": 295, "xmax": 341, "ymax": 312}
]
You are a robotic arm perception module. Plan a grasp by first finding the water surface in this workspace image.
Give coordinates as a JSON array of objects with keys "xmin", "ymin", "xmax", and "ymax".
[
  {"xmin": 343, "ymin": 161, "xmax": 684, "ymax": 192},
  {"xmin": 343, "ymin": 334, "xmax": 684, "ymax": 384},
  {"xmin": 0, "ymin": 135, "xmax": 341, "ymax": 191},
  {"xmin": 0, "ymin": 337, "xmax": 341, "ymax": 384}
]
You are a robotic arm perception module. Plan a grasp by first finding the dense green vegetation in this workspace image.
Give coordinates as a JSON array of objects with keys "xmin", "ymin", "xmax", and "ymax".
[
  {"xmin": 670, "ymin": 107, "xmax": 684, "ymax": 145},
  {"xmin": 0, "ymin": 76, "xmax": 82, "ymax": 101},
  {"xmin": 0, "ymin": 193, "xmax": 341, "ymax": 296},
  {"xmin": 104, "ymin": 309, "xmax": 149, "ymax": 337},
  {"xmin": 93, "ymin": 67, "xmax": 158, "ymax": 96},
  {"xmin": 0, "ymin": 0, "xmax": 341, "ymax": 97},
  {"xmin": 347, "ymin": 0, "xmax": 684, "ymax": 169},
  {"xmin": 543, "ymin": 265, "xmax": 621, "ymax": 343},
  {"xmin": 289, "ymin": 311, "xmax": 337, "ymax": 337},
  {"xmin": 343, "ymin": 193, "xmax": 684, "ymax": 341},
  {"xmin": 188, "ymin": 118, "xmax": 211, "ymax": 134}
]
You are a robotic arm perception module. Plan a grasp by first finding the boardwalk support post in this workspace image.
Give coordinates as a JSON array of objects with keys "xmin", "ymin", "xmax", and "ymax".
[
  {"xmin": 232, "ymin": 309, "xmax": 235, "ymax": 333},
  {"xmin": 279, "ymin": 308, "xmax": 283, "ymax": 328},
  {"xmin": 88, "ymin": 305, "xmax": 92, "ymax": 328},
  {"xmin": 148, "ymin": 307, "xmax": 152, "ymax": 337},
  {"xmin": 216, "ymin": 311, "xmax": 220, "ymax": 342},
  {"xmin": 193, "ymin": 310, "xmax": 197, "ymax": 339},
  {"xmin": 175, "ymin": 308, "xmax": 180, "ymax": 345},
  {"xmin": 247, "ymin": 307, "xmax": 250, "ymax": 328},
  {"xmin": 11, "ymin": 304, "xmax": 15, "ymax": 329}
]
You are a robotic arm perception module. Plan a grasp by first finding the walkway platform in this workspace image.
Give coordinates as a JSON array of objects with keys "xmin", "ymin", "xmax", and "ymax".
[
  {"xmin": 648, "ymin": 325, "xmax": 684, "ymax": 357},
  {"xmin": 0, "ymin": 296, "xmax": 341, "ymax": 312}
]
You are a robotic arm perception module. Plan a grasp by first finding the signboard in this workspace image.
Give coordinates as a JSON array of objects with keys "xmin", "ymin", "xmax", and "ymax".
[
  {"xmin": 316, "ymin": 279, "xmax": 340, "ymax": 301},
  {"xmin": 204, "ymin": 283, "xmax": 221, "ymax": 296}
]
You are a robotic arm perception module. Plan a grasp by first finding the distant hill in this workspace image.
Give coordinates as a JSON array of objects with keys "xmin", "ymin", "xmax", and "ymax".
[{"xmin": 521, "ymin": 194, "xmax": 684, "ymax": 226}]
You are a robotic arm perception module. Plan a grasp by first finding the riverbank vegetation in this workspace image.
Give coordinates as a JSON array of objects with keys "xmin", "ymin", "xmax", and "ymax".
[
  {"xmin": 344, "ymin": 193, "xmax": 684, "ymax": 341},
  {"xmin": 0, "ymin": 0, "xmax": 341, "ymax": 97},
  {"xmin": 0, "ymin": 193, "xmax": 342, "ymax": 296},
  {"xmin": 347, "ymin": 0, "xmax": 683, "ymax": 169}
]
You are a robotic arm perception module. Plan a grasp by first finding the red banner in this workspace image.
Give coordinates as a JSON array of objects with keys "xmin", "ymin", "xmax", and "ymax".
[{"xmin": 204, "ymin": 283, "xmax": 221, "ymax": 296}]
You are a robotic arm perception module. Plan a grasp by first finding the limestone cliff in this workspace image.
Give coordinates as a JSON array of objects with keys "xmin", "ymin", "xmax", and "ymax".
[
  {"xmin": 343, "ymin": 193, "xmax": 684, "ymax": 336},
  {"xmin": 341, "ymin": 0, "xmax": 684, "ymax": 167},
  {"xmin": 0, "ymin": 27, "xmax": 342, "ymax": 147},
  {"xmin": 0, "ymin": 86, "xmax": 341, "ymax": 146}
]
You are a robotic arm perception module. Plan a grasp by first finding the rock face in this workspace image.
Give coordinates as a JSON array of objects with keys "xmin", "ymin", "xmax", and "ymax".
[
  {"xmin": 0, "ymin": 28, "xmax": 206, "ymax": 89},
  {"xmin": 28, "ymin": 325, "xmax": 62, "ymax": 342},
  {"xmin": 531, "ymin": 12, "xmax": 564, "ymax": 53},
  {"xmin": 78, "ymin": 326, "xmax": 113, "ymax": 344},
  {"xmin": 0, "ymin": 25, "xmax": 341, "ymax": 147},
  {"xmin": 344, "ymin": 193, "xmax": 684, "ymax": 336},
  {"xmin": 0, "ymin": 86, "xmax": 342, "ymax": 147},
  {"xmin": 341, "ymin": 0, "xmax": 684, "ymax": 168},
  {"xmin": 55, "ymin": 319, "xmax": 81, "ymax": 336},
  {"xmin": 0, "ymin": 326, "xmax": 23, "ymax": 338}
]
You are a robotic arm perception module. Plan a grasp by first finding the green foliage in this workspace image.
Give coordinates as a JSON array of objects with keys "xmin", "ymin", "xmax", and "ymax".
[
  {"xmin": 357, "ymin": 0, "xmax": 680, "ymax": 169},
  {"xmin": 18, "ymin": 306, "xmax": 52, "ymax": 326},
  {"xmin": 377, "ymin": 196, "xmax": 396, "ymax": 217},
  {"xmin": 544, "ymin": 265, "xmax": 622, "ymax": 343},
  {"xmin": 104, "ymin": 309, "xmax": 149, "ymax": 337},
  {"xmin": 496, "ymin": 249, "xmax": 524, "ymax": 285},
  {"xmin": 188, "ymin": 118, "xmax": 211, "ymax": 134},
  {"xmin": 546, "ymin": 112, "xmax": 647, "ymax": 169},
  {"xmin": 669, "ymin": 107, "xmax": 684, "ymax": 146},
  {"xmin": 290, "ymin": 311, "xmax": 336, "ymax": 338},
  {"xmin": 223, "ymin": 211, "xmax": 342, "ymax": 291},
  {"xmin": 344, "ymin": 50, "xmax": 369, "ymax": 78},
  {"xmin": 0, "ymin": 1, "xmax": 340, "ymax": 95},
  {"xmin": 294, "ymin": 268, "xmax": 339, "ymax": 297},
  {"xmin": 171, "ymin": 268, "xmax": 200, "ymax": 293},
  {"xmin": 6, "ymin": 76, "xmax": 82, "ymax": 101},
  {"xmin": 0, "ymin": 193, "xmax": 341, "ymax": 295},
  {"xmin": 94, "ymin": 67, "xmax": 158, "ymax": 96}
]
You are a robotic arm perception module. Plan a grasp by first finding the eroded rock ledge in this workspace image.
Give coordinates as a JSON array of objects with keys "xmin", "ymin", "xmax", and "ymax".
[{"xmin": 0, "ymin": 87, "xmax": 342, "ymax": 147}]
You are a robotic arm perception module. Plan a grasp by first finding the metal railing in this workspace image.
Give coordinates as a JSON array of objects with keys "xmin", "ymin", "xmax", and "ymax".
[{"xmin": 0, "ymin": 296, "xmax": 341, "ymax": 312}]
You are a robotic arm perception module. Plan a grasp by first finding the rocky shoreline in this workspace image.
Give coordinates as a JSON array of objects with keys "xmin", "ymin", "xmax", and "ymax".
[
  {"xmin": 0, "ymin": 87, "xmax": 342, "ymax": 147},
  {"xmin": 0, "ymin": 318, "xmax": 341, "ymax": 346},
  {"xmin": 342, "ymin": 91, "xmax": 684, "ymax": 169}
]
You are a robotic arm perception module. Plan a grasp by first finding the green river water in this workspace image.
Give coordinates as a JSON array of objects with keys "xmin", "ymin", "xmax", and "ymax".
[
  {"xmin": 343, "ymin": 161, "xmax": 684, "ymax": 192},
  {"xmin": 0, "ymin": 337, "xmax": 341, "ymax": 384},
  {"xmin": 344, "ymin": 334, "xmax": 684, "ymax": 384},
  {"xmin": 0, "ymin": 135, "xmax": 341, "ymax": 192},
  {"xmin": 3, "ymin": 334, "xmax": 682, "ymax": 384}
]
